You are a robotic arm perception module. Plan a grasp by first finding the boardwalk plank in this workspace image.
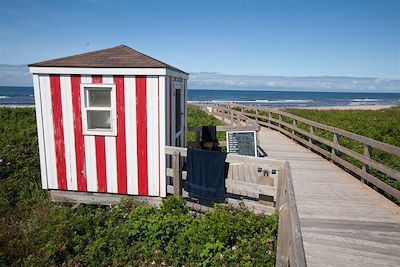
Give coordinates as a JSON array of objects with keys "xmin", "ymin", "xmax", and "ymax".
[{"xmin": 258, "ymin": 127, "xmax": 400, "ymax": 267}]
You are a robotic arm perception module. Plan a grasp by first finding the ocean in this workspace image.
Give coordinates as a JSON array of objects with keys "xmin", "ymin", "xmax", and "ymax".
[
  {"xmin": 1, "ymin": 86, "xmax": 400, "ymax": 108},
  {"xmin": 0, "ymin": 86, "xmax": 35, "ymax": 107},
  {"xmin": 189, "ymin": 89, "xmax": 400, "ymax": 107}
]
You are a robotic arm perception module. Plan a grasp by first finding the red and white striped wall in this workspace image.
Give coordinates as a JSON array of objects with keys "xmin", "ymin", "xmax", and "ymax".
[{"xmin": 32, "ymin": 73, "xmax": 187, "ymax": 197}]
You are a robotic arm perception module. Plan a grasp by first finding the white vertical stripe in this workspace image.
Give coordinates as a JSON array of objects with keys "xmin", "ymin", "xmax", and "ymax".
[
  {"xmin": 146, "ymin": 76, "xmax": 153, "ymax": 195},
  {"xmin": 102, "ymin": 75, "xmax": 118, "ymax": 193},
  {"xmin": 33, "ymin": 74, "xmax": 48, "ymax": 189},
  {"xmin": 39, "ymin": 75, "xmax": 58, "ymax": 189},
  {"xmin": 84, "ymin": 135, "xmax": 97, "ymax": 192},
  {"xmin": 165, "ymin": 77, "xmax": 171, "ymax": 170},
  {"xmin": 159, "ymin": 76, "xmax": 167, "ymax": 197},
  {"xmin": 60, "ymin": 75, "xmax": 77, "ymax": 191},
  {"xmin": 105, "ymin": 137, "xmax": 117, "ymax": 193},
  {"xmin": 125, "ymin": 76, "xmax": 138, "ymax": 195},
  {"xmin": 81, "ymin": 75, "xmax": 97, "ymax": 192},
  {"xmin": 147, "ymin": 76, "xmax": 159, "ymax": 196},
  {"xmin": 153, "ymin": 76, "xmax": 159, "ymax": 196},
  {"xmin": 102, "ymin": 75, "xmax": 113, "ymax": 84}
]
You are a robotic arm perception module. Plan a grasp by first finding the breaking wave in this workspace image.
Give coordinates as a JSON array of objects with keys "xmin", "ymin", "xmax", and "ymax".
[
  {"xmin": 254, "ymin": 99, "xmax": 312, "ymax": 103},
  {"xmin": 350, "ymin": 98, "xmax": 379, "ymax": 102}
]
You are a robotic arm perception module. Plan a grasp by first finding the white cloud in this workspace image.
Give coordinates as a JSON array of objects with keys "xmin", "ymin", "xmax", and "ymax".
[
  {"xmin": 1, "ymin": 65, "xmax": 399, "ymax": 92},
  {"xmin": 0, "ymin": 64, "xmax": 32, "ymax": 86},
  {"xmin": 189, "ymin": 72, "xmax": 400, "ymax": 92}
]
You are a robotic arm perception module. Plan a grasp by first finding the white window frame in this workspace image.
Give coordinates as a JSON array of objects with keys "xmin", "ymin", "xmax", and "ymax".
[{"xmin": 80, "ymin": 83, "xmax": 117, "ymax": 136}]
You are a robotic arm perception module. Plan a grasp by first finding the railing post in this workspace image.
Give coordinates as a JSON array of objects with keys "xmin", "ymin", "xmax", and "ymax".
[
  {"xmin": 172, "ymin": 151, "xmax": 182, "ymax": 196},
  {"xmin": 278, "ymin": 114, "xmax": 282, "ymax": 130},
  {"xmin": 309, "ymin": 126, "xmax": 314, "ymax": 149},
  {"xmin": 255, "ymin": 109, "xmax": 259, "ymax": 123},
  {"xmin": 268, "ymin": 112, "xmax": 272, "ymax": 127},
  {"xmin": 230, "ymin": 110, "xmax": 235, "ymax": 125},
  {"xmin": 222, "ymin": 109, "xmax": 225, "ymax": 123},
  {"xmin": 292, "ymin": 120, "xmax": 296, "ymax": 139},
  {"xmin": 362, "ymin": 145, "xmax": 372, "ymax": 183},
  {"xmin": 331, "ymin": 132, "xmax": 339, "ymax": 160}
]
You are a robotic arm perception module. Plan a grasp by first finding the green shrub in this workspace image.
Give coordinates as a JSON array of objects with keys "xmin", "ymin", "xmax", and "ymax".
[
  {"xmin": 187, "ymin": 105, "xmax": 226, "ymax": 142},
  {"xmin": 20, "ymin": 198, "xmax": 278, "ymax": 266}
]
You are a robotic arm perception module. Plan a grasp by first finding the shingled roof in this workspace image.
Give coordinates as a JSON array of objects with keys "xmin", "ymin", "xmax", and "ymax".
[{"xmin": 29, "ymin": 45, "xmax": 187, "ymax": 74}]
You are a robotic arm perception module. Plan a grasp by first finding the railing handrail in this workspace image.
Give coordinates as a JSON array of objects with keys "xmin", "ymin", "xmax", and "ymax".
[
  {"xmin": 165, "ymin": 145, "xmax": 285, "ymax": 166},
  {"xmin": 190, "ymin": 103, "xmax": 260, "ymax": 129},
  {"xmin": 187, "ymin": 125, "xmax": 259, "ymax": 132},
  {"xmin": 276, "ymin": 162, "xmax": 307, "ymax": 267}
]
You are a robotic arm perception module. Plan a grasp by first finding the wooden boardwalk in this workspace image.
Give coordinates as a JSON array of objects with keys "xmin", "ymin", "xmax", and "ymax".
[{"xmin": 258, "ymin": 127, "xmax": 400, "ymax": 267}]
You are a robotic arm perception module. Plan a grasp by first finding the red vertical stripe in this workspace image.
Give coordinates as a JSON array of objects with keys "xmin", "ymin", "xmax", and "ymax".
[
  {"xmin": 95, "ymin": 136, "xmax": 107, "ymax": 192},
  {"xmin": 115, "ymin": 76, "xmax": 127, "ymax": 194},
  {"xmin": 71, "ymin": 75, "xmax": 87, "ymax": 191},
  {"xmin": 92, "ymin": 75, "xmax": 102, "ymax": 84},
  {"xmin": 90, "ymin": 76, "xmax": 108, "ymax": 192},
  {"xmin": 50, "ymin": 75, "xmax": 67, "ymax": 190},
  {"xmin": 136, "ymin": 76, "xmax": 148, "ymax": 195}
]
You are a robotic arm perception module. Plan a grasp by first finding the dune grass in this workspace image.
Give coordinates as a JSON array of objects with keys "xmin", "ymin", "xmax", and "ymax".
[{"xmin": 187, "ymin": 105, "xmax": 226, "ymax": 142}]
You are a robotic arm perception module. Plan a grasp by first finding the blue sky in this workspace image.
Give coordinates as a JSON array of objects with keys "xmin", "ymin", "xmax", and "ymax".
[{"xmin": 0, "ymin": 0, "xmax": 399, "ymax": 86}]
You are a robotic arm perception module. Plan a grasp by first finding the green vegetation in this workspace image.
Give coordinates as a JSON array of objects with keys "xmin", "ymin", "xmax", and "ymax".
[
  {"xmin": 187, "ymin": 105, "xmax": 226, "ymax": 142},
  {"xmin": 284, "ymin": 107, "xmax": 400, "ymax": 149},
  {"xmin": 0, "ymin": 107, "xmax": 278, "ymax": 266},
  {"xmin": 187, "ymin": 105, "xmax": 224, "ymax": 128}
]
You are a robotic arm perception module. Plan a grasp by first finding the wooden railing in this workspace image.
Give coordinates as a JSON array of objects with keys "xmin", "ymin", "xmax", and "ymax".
[
  {"xmin": 188, "ymin": 104, "xmax": 260, "ymax": 148},
  {"xmin": 276, "ymin": 162, "xmax": 307, "ymax": 267},
  {"xmin": 191, "ymin": 103, "xmax": 260, "ymax": 128},
  {"xmin": 234, "ymin": 105, "xmax": 400, "ymax": 201},
  {"xmin": 165, "ymin": 145, "xmax": 307, "ymax": 267},
  {"xmin": 187, "ymin": 125, "xmax": 259, "ymax": 148}
]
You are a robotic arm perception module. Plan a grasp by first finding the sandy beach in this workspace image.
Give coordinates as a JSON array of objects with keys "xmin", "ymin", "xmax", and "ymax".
[
  {"xmin": 189, "ymin": 101, "xmax": 399, "ymax": 111},
  {"xmin": 2, "ymin": 103, "xmax": 398, "ymax": 111},
  {"xmin": 289, "ymin": 104, "xmax": 398, "ymax": 110}
]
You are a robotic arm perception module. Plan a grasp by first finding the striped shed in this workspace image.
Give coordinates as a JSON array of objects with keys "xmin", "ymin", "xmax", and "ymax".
[{"xmin": 29, "ymin": 45, "xmax": 188, "ymax": 197}]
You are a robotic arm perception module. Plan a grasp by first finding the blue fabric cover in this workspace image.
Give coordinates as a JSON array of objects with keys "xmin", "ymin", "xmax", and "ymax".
[{"xmin": 185, "ymin": 148, "xmax": 227, "ymax": 200}]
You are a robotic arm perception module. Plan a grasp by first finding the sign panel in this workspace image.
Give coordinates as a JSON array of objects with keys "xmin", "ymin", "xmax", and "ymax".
[{"xmin": 226, "ymin": 131, "xmax": 257, "ymax": 157}]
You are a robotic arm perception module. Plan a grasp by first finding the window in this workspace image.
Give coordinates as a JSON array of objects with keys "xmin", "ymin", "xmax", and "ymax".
[{"xmin": 81, "ymin": 83, "xmax": 117, "ymax": 136}]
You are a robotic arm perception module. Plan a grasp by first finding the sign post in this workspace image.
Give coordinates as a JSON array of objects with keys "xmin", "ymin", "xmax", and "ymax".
[{"xmin": 226, "ymin": 131, "xmax": 257, "ymax": 157}]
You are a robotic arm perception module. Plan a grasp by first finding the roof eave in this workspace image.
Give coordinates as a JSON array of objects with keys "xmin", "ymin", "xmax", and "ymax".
[{"xmin": 28, "ymin": 66, "xmax": 189, "ymax": 79}]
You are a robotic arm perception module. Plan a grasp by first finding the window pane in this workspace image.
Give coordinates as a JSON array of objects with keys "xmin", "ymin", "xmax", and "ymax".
[
  {"xmin": 87, "ymin": 110, "xmax": 111, "ymax": 130},
  {"xmin": 87, "ymin": 89, "xmax": 111, "ymax": 107}
]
